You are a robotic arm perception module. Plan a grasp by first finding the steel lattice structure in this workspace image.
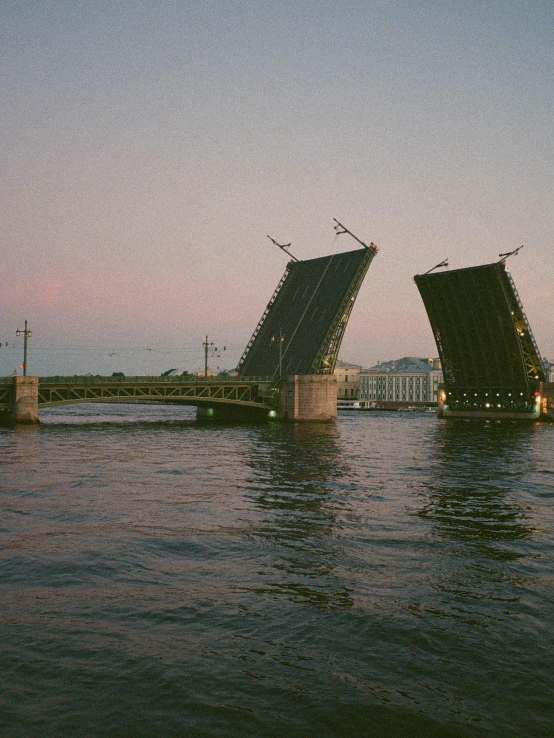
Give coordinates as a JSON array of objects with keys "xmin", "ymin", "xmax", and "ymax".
[
  {"xmin": 237, "ymin": 245, "xmax": 378, "ymax": 377},
  {"xmin": 34, "ymin": 377, "xmax": 272, "ymax": 408},
  {"xmin": 414, "ymin": 260, "xmax": 545, "ymax": 412}
]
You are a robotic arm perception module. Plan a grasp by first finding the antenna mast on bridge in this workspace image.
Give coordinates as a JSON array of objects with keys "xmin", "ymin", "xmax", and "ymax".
[
  {"xmin": 267, "ymin": 235, "xmax": 298, "ymax": 262},
  {"xmin": 333, "ymin": 219, "xmax": 376, "ymax": 250},
  {"xmin": 499, "ymin": 245, "xmax": 524, "ymax": 261}
]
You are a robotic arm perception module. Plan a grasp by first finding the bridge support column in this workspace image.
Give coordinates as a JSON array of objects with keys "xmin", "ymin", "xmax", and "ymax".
[
  {"xmin": 279, "ymin": 374, "xmax": 337, "ymax": 422},
  {"xmin": 540, "ymin": 382, "xmax": 554, "ymax": 422},
  {"xmin": 13, "ymin": 376, "xmax": 40, "ymax": 423},
  {"xmin": 0, "ymin": 376, "xmax": 40, "ymax": 425}
]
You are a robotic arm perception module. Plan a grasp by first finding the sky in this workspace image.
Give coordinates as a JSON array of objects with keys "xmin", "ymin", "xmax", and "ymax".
[{"xmin": 2, "ymin": 0, "xmax": 553, "ymax": 376}]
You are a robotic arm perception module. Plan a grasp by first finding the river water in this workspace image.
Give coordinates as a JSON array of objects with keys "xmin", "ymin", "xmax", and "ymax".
[{"xmin": 1, "ymin": 405, "xmax": 553, "ymax": 737}]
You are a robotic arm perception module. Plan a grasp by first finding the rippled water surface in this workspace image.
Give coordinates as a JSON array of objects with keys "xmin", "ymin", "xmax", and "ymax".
[{"xmin": 1, "ymin": 405, "xmax": 553, "ymax": 737}]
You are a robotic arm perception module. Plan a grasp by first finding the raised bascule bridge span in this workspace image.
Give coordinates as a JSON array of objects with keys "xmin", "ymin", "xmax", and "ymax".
[
  {"xmin": 237, "ymin": 224, "xmax": 378, "ymax": 420},
  {"xmin": 414, "ymin": 254, "xmax": 552, "ymax": 420},
  {"xmin": 1, "ymin": 221, "xmax": 378, "ymax": 424}
]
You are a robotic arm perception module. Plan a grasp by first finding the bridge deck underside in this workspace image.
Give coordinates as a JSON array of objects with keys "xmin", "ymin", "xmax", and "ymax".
[
  {"xmin": 0, "ymin": 385, "xmax": 10, "ymax": 408},
  {"xmin": 415, "ymin": 262, "xmax": 544, "ymax": 412},
  {"xmin": 238, "ymin": 247, "xmax": 375, "ymax": 377}
]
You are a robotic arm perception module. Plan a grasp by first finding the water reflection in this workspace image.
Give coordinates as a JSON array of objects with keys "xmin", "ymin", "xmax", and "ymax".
[
  {"xmin": 403, "ymin": 421, "xmax": 543, "ymax": 631},
  {"xmin": 418, "ymin": 421, "xmax": 537, "ymax": 553},
  {"xmin": 244, "ymin": 423, "xmax": 354, "ymax": 608}
]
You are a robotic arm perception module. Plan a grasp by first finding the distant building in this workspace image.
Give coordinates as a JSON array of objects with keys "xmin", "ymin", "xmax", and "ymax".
[
  {"xmin": 334, "ymin": 361, "xmax": 363, "ymax": 400},
  {"xmin": 358, "ymin": 357, "xmax": 443, "ymax": 406}
]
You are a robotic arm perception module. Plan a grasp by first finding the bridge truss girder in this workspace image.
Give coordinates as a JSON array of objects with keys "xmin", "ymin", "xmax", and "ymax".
[
  {"xmin": 36, "ymin": 379, "xmax": 271, "ymax": 410},
  {"xmin": 312, "ymin": 248, "xmax": 377, "ymax": 373}
]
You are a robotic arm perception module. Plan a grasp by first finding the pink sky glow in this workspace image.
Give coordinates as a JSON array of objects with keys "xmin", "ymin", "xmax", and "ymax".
[{"xmin": 2, "ymin": 2, "xmax": 553, "ymax": 376}]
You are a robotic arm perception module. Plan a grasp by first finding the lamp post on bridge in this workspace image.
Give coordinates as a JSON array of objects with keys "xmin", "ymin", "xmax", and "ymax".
[
  {"xmin": 203, "ymin": 336, "xmax": 214, "ymax": 378},
  {"xmin": 16, "ymin": 320, "xmax": 32, "ymax": 376},
  {"xmin": 202, "ymin": 336, "xmax": 226, "ymax": 378}
]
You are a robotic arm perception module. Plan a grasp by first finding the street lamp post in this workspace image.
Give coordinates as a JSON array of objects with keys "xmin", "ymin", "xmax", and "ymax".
[
  {"xmin": 203, "ymin": 335, "xmax": 214, "ymax": 378},
  {"xmin": 15, "ymin": 320, "xmax": 32, "ymax": 376},
  {"xmin": 202, "ymin": 336, "xmax": 227, "ymax": 378}
]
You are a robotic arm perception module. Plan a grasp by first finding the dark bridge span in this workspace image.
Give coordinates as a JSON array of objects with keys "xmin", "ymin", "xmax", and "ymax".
[
  {"xmin": 415, "ymin": 259, "xmax": 547, "ymax": 419},
  {"xmin": 238, "ymin": 244, "xmax": 377, "ymax": 377}
]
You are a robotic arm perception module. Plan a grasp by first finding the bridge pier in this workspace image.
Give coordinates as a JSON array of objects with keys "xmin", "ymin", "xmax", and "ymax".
[
  {"xmin": 541, "ymin": 382, "xmax": 554, "ymax": 421},
  {"xmin": 279, "ymin": 375, "xmax": 337, "ymax": 422},
  {"xmin": 0, "ymin": 376, "xmax": 40, "ymax": 425}
]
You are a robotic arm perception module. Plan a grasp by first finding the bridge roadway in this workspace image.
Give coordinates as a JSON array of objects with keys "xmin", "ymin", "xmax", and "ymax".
[{"xmin": 0, "ymin": 375, "xmax": 278, "ymax": 423}]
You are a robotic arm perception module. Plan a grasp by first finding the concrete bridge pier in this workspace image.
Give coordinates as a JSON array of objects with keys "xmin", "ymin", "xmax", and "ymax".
[
  {"xmin": 0, "ymin": 376, "xmax": 40, "ymax": 425},
  {"xmin": 279, "ymin": 375, "xmax": 337, "ymax": 422}
]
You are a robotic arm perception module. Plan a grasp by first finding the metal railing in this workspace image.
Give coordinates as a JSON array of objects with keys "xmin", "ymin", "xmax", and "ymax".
[{"xmin": 33, "ymin": 374, "xmax": 274, "ymax": 384}]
